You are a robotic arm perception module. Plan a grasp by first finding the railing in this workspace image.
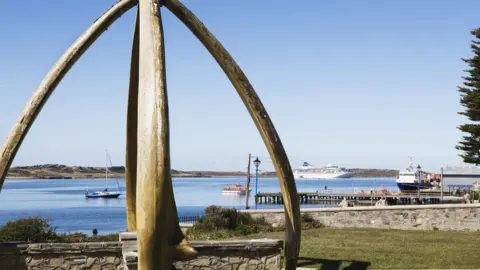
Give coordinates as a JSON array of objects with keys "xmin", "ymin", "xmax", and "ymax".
[
  {"xmin": 178, "ymin": 215, "xmax": 202, "ymax": 224},
  {"xmin": 401, "ymin": 191, "xmax": 450, "ymax": 197}
]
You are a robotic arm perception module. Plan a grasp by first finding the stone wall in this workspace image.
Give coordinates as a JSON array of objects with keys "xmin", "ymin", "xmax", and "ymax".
[
  {"xmin": 0, "ymin": 236, "xmax": 282, "ymax": 270},
  {"xmin": 7, "ymin": 205, "xmax": 475, "ymax": 269},
  {"xmin": 120, "ymin": 232, "xmax": 283, "ymax": 270},
  {"xmin": 243, "ymin": 204, "xmax": 480, "ymax": 231},
  {"xmin": 0, "ymin": 242, "xmax": 123, "ymax": 270}
]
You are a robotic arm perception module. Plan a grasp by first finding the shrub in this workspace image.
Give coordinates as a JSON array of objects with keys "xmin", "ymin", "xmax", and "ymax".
[
  {"xmin": 0, "ymin": 217, "xmax": 119, "ymax": 243},
  {"xmin": 56, "ymin": 232, "xmax": 119, "ymax": 242},
  {"xmin": 301, "ymin": 213, "xmax": 325, "ymax": 230},
  {"xmin": 186, "ymin": 206, "xmax": 274, "ymax": 240},
  {"xmin": 55, "ymin": 232, "xmax": 89, "ymax": 243},
  {"xmin": 0, "ymin": 217, "xmax": 57, "ymax": 243}
]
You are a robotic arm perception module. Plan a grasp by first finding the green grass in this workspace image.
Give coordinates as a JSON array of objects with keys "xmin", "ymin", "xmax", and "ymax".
[{"xmin": 233, "ymin": 228, "xmax": 480, "ymax": 269}]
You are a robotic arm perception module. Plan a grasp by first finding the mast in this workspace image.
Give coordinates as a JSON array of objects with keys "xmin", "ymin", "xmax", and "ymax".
[
  {"xmin": 105, "ymin": 149, "xmax": 108, "ymax": 190},
  {"xmin": 105, "ymin": 149, "xmax": 120, "ymax": 192}
]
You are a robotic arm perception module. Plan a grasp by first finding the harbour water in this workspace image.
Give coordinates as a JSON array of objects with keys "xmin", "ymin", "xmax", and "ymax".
[{"xmin": 0, "ymin": 177, "xmax": 397, "ymax": 234}]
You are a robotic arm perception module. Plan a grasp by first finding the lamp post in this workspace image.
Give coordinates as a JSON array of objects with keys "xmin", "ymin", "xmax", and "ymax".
[
  {"xmin": 417, "ymin": 164, "xmax": 422, "ymax": 198},
  {"xmin": 253, "ymin": 157, "xmax": 261, "ymax": 196}
]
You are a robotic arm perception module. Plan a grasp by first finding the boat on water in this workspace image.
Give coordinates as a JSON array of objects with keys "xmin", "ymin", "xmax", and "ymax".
[
  {"xmin": 396, "ymin": 158, "xmax": 480, "ymax": 193},
  {"xmin": 293, "ymin": 162, "xmax": 352, "ymax": 180},
  {"xmin": 396, "ymin": 159, "xmax": 433, "ymax": 192},
  {"xmin": 85, "ymin": 189, "xmax": 121, "ymax": 199},
  {"xmin": 85, "ymin": 150, "xmax": 121, "ymax": 199},
  {"xmin": 221, "ymin": 184, "xmax": 250, "ymax": 195}
]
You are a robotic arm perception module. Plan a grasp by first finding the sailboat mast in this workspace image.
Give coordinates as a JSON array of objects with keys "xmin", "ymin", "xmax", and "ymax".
[{"xmin": 105, "ymin": 149, "xmax": 108, "ymax": 189}]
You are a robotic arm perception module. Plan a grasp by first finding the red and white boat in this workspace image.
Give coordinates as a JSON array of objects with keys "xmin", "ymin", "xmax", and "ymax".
[{"xmin": 221, "ymin": 184, "xmax": 251, "ymax": 195}]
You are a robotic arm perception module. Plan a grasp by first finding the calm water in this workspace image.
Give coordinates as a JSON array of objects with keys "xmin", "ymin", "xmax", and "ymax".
[{"xmin": 0, "ymin": 177, "xmax": 397, "ymax": 234}]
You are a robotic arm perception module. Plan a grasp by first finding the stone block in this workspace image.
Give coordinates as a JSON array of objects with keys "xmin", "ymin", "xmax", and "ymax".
[
  {"xmin": 73, "ymin": 257, "xmax": 87, "ymax": 264},
  {"xmin": 48, "ymin": 257, "xmax": 64, "ymax": 266},
  {"xmin": 86, "ymin": 257, "xmax": 97, "ymax": 267},
  {"xmin": 218, "ymin": 264, "xmax": 233, "ymax": 270},
  {"xmin": 106, "ymin": 256, "xmax": 117, "ymax": 264}
]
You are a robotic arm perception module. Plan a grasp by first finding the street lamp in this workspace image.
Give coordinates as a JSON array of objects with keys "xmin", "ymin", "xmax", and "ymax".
[
  {"xmin": 253, "ymin": 157, "xmax": 261, "ymax": 196},
  {"xmin": 417, "ymin": 164, "xmax": 422, "ymax": 197}
]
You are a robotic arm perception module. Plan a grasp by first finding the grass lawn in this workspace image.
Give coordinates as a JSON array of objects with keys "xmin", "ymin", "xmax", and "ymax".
[{"xmin": 233, "ymin": 228, "xmax": 480, "ymax": 269}]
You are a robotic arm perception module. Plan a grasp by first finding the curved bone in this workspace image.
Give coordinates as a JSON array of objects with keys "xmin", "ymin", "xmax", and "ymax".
[
  {"xmin": 164, "ymin": 0, "xmax": 301, "ymax": 268},
  {"xmin": 136, "ymin": 0, "xmax": 178, "ymax": 268},
  {"xmin": 127, "ymin": 4, "xmax": 196, "ymax": 263},
  {"xmin": 126, "ymin": 6, "xmax": 140, "ymax": 233},
  {"xmin": 0, "ymin": 0, "xmax": 137, "ymax": 191}
]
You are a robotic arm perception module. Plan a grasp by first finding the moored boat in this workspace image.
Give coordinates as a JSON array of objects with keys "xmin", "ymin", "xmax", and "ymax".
[
  {"xmin": 222, "ymin": 184, "xmax": 250, "ymax": 195},
  {"xmin": 85, "ymin": 189, "xmax": 121, "ymax": 199},
  {"xmin": 85, "ymin": 150, "xmax": 121, "ymax": 199},
  {"xmin": 293, "ymin": 162, "xmax": 352, "ymax": 180},
  {"xmin": 396, "ymin": 159, "xmax": 433, "ymax": 192}
]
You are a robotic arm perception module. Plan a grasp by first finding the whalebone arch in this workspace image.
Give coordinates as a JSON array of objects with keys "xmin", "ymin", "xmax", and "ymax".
[{"xmin": 0, "ymin": 0, "xmax": 301, "ymax": 269}]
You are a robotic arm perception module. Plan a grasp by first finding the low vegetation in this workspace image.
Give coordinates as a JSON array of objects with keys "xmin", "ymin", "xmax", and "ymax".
[
  {"xmin": 0, "ymin": 217, "xmax": 118, "ymax": 243},
  {"xmin": 185, "ymin": 206, "xmax": 274, "ymax": 240},
  {"xmin": 0, "ymin": 217, "xmax": 57, "ymax": 243},
  {"xmin": 186, "ymin": 206, "xmax": 323, "ymax": 240},
  {"xmin": 233, "ymin": 228, "xmax": 480, "ymax": 269},
  {"xmin": 3, "ymin": 213, "xmax": 480, "ymax": 268}
]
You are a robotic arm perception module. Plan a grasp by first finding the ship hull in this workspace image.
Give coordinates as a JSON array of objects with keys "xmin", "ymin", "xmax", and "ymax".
[
  {"xmin": 221, "ymin": 190, "xmax": 247, "ymax": 195},
  {"xmin": 396, "ymin": 182, "xmax": 432, "ymax": 192},
  {"xmin": 294, "ymin": 172, "xmax": 353, "ymax": 180},
  {"xmin": 85, "ymin": 193, "xmax": 121, "ymax": 199}
]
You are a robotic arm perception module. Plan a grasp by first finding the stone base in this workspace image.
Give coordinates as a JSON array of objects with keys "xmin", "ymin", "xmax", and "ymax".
[
  {"xmin": 119, "ymin": 232, "xmax": 283, "ymax": 270},
  {"xmin": 0, "ymin": 234, "xmax": 283, "ymax": 270},
  {"xmin": 0, "ymin": 242, "xmax": 123, "ymax": 270}
]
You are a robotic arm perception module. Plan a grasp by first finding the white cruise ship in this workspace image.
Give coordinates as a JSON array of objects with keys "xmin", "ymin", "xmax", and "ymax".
[{"xmin": 293, "ymin": 162, "xmax": 353, "ymax": 180}]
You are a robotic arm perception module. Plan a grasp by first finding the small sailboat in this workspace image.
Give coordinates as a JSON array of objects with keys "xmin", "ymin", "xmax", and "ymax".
[{"xmin": 85, "ymin": 150, "xmax": 121, "ymax": 199}]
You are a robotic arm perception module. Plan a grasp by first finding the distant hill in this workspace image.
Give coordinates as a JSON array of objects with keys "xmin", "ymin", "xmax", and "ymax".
[
  {"xmin": 346, "ymin": 168, "xmax": 398, "ymax": 178},
  {"xmin": 6, "ymin": 164, "xmax": 206, "ymax": 179},
  {"xmin": 6, "ymin": 164, "xmax": 398, "ymax": 179}
]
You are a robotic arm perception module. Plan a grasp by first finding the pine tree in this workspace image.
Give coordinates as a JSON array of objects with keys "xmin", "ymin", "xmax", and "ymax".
[{"xmin": 457, "ymin": 28, "xmax": 480, "ymax": 165}]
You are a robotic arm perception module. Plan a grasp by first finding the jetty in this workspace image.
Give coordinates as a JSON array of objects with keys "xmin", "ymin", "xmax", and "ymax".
[{"xmin": 254, "ymin": 192, "xmax": 464, "ymax": 206}]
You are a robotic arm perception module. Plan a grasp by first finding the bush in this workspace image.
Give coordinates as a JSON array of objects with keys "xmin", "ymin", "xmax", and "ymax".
[
  {"xmin": 301, "ymin": 213, "xmax": 325, "ymax": 230},
  {"xmin": 186, "ymin": 206, "xmax": 274, "ymax": 240},
  {"xmin": 0, "ymin": 217, "xmax": 119, "ymax": 243},
  {"xmin": 0, "ymin": 217, "xmax": 57, "ymax": 243},
  {"xmin": 56, "ymin": 232, "xmax": 119, "ymax": 242},
  {"xmin": 186, "ymin": 206, "xmax": 327, "ymax": 240}
]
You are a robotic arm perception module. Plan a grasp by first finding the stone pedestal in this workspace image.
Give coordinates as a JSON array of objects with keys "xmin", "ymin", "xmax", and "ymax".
[
  {"xmin": 0, "ymin": 234, "xmax": 283, "ymax": 269},
  {"xmin": 0, "ymin": 242, "xmax": 123, "ymax": 270},
  {"xmin": 119, "ymin": 232, "xmax": 283, "ymax": 270}
]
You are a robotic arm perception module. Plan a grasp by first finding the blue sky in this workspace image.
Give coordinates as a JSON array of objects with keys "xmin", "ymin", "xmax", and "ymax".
[{"xmin": 0, "ymin": 0, "xmax": 479, "ymax": 172}]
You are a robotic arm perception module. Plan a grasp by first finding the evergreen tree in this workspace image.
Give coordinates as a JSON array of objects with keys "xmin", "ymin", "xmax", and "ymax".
[{"xmin": 457, "ymin": 28, "xmax": 480, "ymax": 165}]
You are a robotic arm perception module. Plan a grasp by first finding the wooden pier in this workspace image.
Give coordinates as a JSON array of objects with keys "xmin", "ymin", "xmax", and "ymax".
[{"xmin": 254, "ymin": 192, "xmax": 462, "ymax": 206}]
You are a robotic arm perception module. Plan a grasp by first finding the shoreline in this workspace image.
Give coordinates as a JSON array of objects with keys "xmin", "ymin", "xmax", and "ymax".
[
  {"xmin": 6, "ymin": 164, "xmax": 399, "ymax": 180},
  {"xmin": 5, "ymin": 175, "xmax": 395, "ymax": 180}
]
